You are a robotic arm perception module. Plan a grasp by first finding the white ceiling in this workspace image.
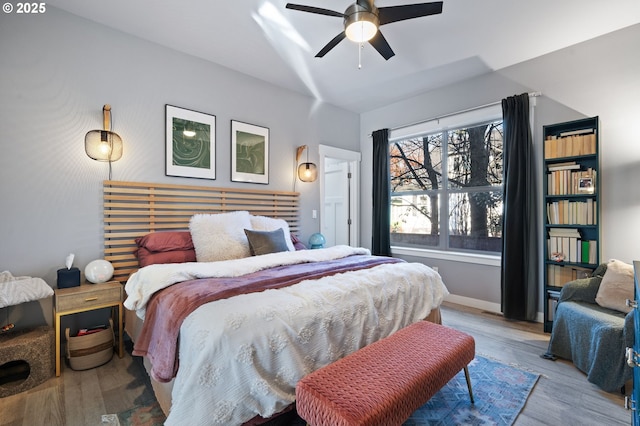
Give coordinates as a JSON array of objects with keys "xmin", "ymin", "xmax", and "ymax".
[{"xmin": 47, "ymin": 0, "xmax": 640, "ymax": 113}]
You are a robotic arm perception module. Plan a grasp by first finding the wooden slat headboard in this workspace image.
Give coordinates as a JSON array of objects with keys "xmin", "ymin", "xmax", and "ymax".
[{"xmin": 103, "ymin": 180, "xmax": 300, "ymax": 283}]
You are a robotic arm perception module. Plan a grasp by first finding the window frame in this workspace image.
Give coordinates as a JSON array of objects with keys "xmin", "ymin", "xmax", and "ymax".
[{"xmin": 389, "ymin": 104, "xmax": 503, "ymax": 257}]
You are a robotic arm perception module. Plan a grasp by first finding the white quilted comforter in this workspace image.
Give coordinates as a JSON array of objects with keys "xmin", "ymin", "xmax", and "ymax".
[{"xmin": 159, "ymin": 252, "xmax": 448, "ymax": 425}]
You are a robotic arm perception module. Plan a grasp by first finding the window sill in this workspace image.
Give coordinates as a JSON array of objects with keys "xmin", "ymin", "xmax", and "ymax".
[{"xmin": 391, "ymin": 246, "xmax": 502, "ymax": 267}]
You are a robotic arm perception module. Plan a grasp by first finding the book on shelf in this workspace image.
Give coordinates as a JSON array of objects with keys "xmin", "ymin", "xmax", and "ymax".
[
  {"xmin": 548, "ymin": 228, "xmax": 581, "ymax": 237},
  {"xmin": 547, "ymin": 289, "xmax": 562, "ymax": 321},
  {"xmin": 547, "ymin": 228, "xmax": 582, "ymax": 263},
  {"xmin": 547, "ymin": 168, "xmax": 596, "ymax": 195},
  {"xmin": 548, "ymin": 161, "xmax": 581, "ymax": 171},
  {"xmin": 559, "ymin": 128, "xmax": 595, "ymax": 137},
  {"xmin": 548, "ymin": 237, "xmax": 579, "ymax": 262},
  {"xmin": 546, "ymin": 264, "xmax": 593, "ymax": 287},
  {"xmin": 544, "ymin": 131, "xmax": 596, "ymax": 159},
  {"xmin": 548, "ymin": 289, "xmax": 562, "ymax": 299},
  {"xmin": 589, "ymin": 240, "xmax": 597, "ymax": 264},
  {"xmin": 546, "ymin": 199, "xmax": 597, "ymax": 225},
  {"xmin": 548, "ymin": 298, "xmax": 557, "ymax": 321}
]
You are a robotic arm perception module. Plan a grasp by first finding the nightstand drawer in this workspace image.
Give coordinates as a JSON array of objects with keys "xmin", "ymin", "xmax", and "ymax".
[{"xmin": 55, "ymin": 282, "xmax": 122, "ymax": 312}]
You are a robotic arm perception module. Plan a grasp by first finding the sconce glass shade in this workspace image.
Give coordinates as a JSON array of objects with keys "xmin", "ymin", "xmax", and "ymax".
[
  {"xmin": 298, "ymin": 162, "xmax": 318, "ymax": 182},
  {"xmin": 84, "ymin": 130, "xmax": 123, "ymax": 162}
]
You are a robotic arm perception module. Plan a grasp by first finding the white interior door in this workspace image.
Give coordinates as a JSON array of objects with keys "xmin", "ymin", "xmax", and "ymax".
[
  {"xmin": 324, "ymin": 158, "xmax": 349, "ymax": 246},
  {"xmin": 319, "ymin": 145, "xmax": 361, "ymax": 247}
]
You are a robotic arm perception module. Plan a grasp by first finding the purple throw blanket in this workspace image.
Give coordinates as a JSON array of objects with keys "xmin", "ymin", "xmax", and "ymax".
[{"xmin": 133, "ymin": 254, "xmax": 402, "ymax": 382}]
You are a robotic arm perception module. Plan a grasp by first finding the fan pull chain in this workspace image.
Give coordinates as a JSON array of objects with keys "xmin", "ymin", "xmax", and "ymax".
[{"xmin": 358, "ymin": 42, "xmax": 363, "ymax": 69}]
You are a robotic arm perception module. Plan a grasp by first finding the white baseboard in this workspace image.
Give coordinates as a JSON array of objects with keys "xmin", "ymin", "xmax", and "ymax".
[{"xmin": 444, "ymin": 294, "xmax": 544, "ymax": 323}]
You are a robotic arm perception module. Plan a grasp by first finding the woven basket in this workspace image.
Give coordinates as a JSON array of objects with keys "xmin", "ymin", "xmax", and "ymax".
[{"xmin": 65, "ymin": 319, "xmax": 114, "ymax": 371}]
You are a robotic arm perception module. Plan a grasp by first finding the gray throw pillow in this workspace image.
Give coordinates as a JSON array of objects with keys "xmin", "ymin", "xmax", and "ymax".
[{"xmin": 244, "ymin": 228, "xmax": 290, "ymax": 256}]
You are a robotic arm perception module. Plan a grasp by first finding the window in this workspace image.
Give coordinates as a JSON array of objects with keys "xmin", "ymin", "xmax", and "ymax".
[{"xmin": 389, "ymin": 111, "xmax": 503, "ymax": 254}]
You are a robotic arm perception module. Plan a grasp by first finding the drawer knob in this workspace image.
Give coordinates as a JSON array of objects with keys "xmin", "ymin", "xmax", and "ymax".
[{"xmin": 84, "ymin": 297, "xmax": 98, "ymax": 302}]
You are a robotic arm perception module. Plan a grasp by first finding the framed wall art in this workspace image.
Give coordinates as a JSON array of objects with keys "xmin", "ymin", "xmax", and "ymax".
[
  {"xmin": 231, "ymin": 120, "xmax": 269, "ymax": 184},
  {"xmin": 166, "ymin": 105, "xmax": 216, "ymax": 180}
]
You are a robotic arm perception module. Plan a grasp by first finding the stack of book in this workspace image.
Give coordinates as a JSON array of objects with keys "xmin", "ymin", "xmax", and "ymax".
[
  {"xmin": 547, "ymin": 162, "xmax": 596, "ymax": 195},
  {"xmin": 546, "ymin": 264, "xmax": 592, "ymax": 287},
  {"xmin": 544, "ymin": 129, "xmax": 596, "ymax": 159},
  {"xmin": 547, "ymin": 290, "xmax": 562, "ymax": 321},
  {"xmin": 547, "ymin": 228, "xmax": 597, "ymax": 264},
  {"xmin": 546, "ymin": 198, "xmax": 597, "ymax": 225}
]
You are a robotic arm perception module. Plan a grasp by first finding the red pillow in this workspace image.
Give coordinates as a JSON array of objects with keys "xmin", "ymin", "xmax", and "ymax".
[
  {"xmin": 136, "ymin": 247, "xmax": 196, "ymax": 267},
  {"xmin": 135, "ymin": 231, "xmax": 194, "ymax": 252},
  {"xmin": 134, "ymin": 231, "xmax": 196, "ymax": 267},
  {"xmin": 290, "ymin": 233, "xmax": 307, "ymax": 250}
]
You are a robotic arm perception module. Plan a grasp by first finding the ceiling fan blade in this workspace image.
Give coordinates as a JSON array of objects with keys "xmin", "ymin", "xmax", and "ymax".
[
  {"xmin": 286, "ymin": 3, "xmax": 344, "ymax": 18},
  {"xmin": 316, "ymin": 32, "xmax": 347, "ymax": 57},
  {"xmin": 368, "ymin": 30, "xmax": 395, "ymax": 60},
  {"xmin": 378, "ymin": 2, "xmax": 443, "ymax": 25}
]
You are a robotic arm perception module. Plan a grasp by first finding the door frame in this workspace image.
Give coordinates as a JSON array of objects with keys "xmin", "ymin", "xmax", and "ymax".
[{"xmin": 319, "ymin": 145, "xmax": 361, "ymax": 247}]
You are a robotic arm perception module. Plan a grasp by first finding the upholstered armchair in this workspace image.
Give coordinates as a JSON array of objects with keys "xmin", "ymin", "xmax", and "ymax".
[{"xmin": 545, "ymin": 262, "xmax": 634, "ymax": 393}]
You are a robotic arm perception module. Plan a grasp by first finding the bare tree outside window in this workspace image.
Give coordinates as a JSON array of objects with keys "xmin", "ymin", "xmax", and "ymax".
[{"xmin": 390, "ymin": 120, "xmax": 503, "ymax": 253}]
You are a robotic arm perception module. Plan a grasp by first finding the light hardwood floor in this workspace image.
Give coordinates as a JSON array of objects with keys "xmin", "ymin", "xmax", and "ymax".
[{"xmin": 0, "ymin": 302, "xmax": 631, "ymax": 425}]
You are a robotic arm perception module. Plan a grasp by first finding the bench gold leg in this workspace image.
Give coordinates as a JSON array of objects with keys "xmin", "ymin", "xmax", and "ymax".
[{"xmin": 463, "ymin": 366, "xmax": 474, "ymax": 404}]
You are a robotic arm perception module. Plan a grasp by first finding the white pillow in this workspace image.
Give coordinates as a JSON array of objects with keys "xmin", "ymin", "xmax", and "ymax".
[
  {"xmin": 250, "ymin": 215, "xmax": 295, "ymax": 251},
  {"xmin": 595, "ymin": 259, "xmax": 635, "ymax": 313},
  {"xmin": 189, "ymin": 211, "xmax": 252, "ymax": 262},
  {"xmin": 0, "ymin": 271, "xmax": 54, "ymax": 308}
]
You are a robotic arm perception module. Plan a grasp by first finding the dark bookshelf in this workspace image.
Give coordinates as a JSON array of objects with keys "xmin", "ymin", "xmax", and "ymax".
[{"xmin": 543, "ymin": 116, "xmax": 600, "ymax": 333}]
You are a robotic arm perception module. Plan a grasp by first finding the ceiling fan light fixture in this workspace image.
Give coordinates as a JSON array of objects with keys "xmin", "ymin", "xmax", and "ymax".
[
  {"xmin": 345, "ymin": 19, "xmax": 378, "ymax": 42},
  {"xmin": 344, "ymin": 9, "xmax": 379, "ymax": 42},
  {"xmin": 287, "ymin": 1, "xmax": 443, "ymax": 59}
]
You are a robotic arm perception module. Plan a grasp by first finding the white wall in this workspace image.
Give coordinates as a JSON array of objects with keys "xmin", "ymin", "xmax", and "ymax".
[
  {"xmin": 0, "ymin": 8, "xmax": 359, "ymax": 328},
  {"xmin": 360, "ymin": 24, "xmax": 640, "ymax": 313}
]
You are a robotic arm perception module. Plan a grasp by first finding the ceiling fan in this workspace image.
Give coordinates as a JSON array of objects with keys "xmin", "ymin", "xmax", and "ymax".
[{"xmin": 285, "ymin": 0, "xmax": 443, "ymax": 60}]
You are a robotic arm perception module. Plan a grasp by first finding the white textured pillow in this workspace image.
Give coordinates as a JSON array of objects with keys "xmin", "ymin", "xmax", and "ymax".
[
  {"xmin": 250, "ymin": 215, "xmax": 295, "ymax": 252},
  {"xmin": 189, "ymin": 211, "xmax": 252, "ymax": 262},
  {"xmin": 595, "ymin": 259, "xmax": 634, "ymax": 313},
  {"xmin": 0, "ymin": 271, "xmax": 54, "ymax": 308}
]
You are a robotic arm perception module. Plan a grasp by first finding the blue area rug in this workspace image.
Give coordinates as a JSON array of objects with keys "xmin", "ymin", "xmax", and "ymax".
[
  {"xmin": 118, "ymin": 355, "xmax": 539, "ymax": 425},
  {"xmin": 117, "ymin": 402, "xmax": 165, "ymax": 426},
  {"xmin": 404, "ymin": 356, "xmax": 540, "ymax": 425}
]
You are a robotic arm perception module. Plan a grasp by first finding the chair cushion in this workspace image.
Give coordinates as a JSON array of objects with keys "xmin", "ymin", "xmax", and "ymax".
[{"xmin": 595, "ymin": 259, "xmax": 634, "ymax": 313}]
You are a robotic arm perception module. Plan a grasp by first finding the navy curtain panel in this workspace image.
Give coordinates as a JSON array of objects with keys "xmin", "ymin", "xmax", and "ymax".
[
  {"xmin": 372, "ymin": 128, "xmax": 392, "ymax": 256},
  {"xmin": 501, "ymin": 93, "xmax": 538, "ymax": 321}
]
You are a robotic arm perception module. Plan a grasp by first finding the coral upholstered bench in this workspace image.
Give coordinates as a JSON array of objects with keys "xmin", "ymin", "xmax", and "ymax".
[{"xmin": 295, "ymin": 321, "xmax": 475, "ymax": 426}]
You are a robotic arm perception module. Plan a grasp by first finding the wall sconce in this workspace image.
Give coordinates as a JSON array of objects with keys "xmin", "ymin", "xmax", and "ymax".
[
  {"xmin": 85, "ymin": 104, "xmax": 123, "ymax": 162},
  {"xmin": 296, "ymin": 145, "xmax": 317, "ymax": 182}
]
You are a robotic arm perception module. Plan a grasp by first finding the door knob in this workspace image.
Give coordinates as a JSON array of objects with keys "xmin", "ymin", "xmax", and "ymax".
[
  {"xmin": 626, "ymin": 347, "xmax": 640, "ymax": 368},
  {"xmin": 626, "ymin": 396, "xmax": 637, "ymax": 411}
]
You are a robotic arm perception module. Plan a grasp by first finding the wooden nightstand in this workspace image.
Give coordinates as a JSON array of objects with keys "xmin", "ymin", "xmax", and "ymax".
[{"xmin": 53, "ymin": 281, "xmax": 124, "ymax": 376}]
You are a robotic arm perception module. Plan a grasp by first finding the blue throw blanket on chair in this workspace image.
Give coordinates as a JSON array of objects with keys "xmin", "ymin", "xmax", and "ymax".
[{"xmin": 545, "ymin": 264, "xmax": 634, "ymax": 393}]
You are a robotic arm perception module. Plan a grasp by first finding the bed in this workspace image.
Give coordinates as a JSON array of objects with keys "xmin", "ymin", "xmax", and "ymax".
[{"xmin": 103, "ymin": 180, "xmax": 448, "ymax": 425}]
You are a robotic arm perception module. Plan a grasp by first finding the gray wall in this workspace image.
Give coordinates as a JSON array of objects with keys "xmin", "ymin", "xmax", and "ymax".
[
  {"xmin": 360, "ymin": 24, "xmax": 640, "ymax": 314},
  {"xmin": 0, "ymin": 8, "xmax": 359, "ymax": 329},
  {"xmin": 2, "ymin": 8, "xmax": 638, "ymax": 327}
]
